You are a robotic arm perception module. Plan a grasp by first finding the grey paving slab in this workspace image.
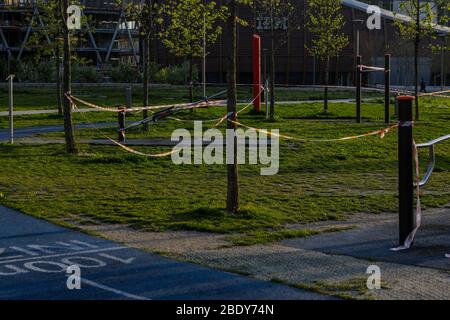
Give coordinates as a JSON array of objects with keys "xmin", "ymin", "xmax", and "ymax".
[{"xmin": 282, "ymin": 209, "xmax": 450, "ymax": 270}]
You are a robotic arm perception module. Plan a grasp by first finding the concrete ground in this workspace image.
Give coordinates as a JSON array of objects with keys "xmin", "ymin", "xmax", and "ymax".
[{"xmin": 81, "ymin": 207, "xmax": 450, "ymax": 300}]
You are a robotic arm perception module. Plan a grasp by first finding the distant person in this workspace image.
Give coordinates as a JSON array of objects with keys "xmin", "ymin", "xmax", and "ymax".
[{"xmin": 420, "ymin": 78, "xmax": 427, "ymax": 93}]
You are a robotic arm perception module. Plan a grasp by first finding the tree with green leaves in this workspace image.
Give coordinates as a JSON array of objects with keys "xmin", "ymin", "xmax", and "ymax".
[
  {"xmin": 305, "ymin": 0, "xmax": 349, "ymax": 113},
  {"xmin": 28, "ymin": 0, "xmax": 86, "ymax": 117},
  {"xmin": 255, "ymin": 0, "xmax": 296, "ymax": 121},
  {"xmin": 120, "ymin": 0, "xmax": 161, "ymax": 132},
  {"xmin": 159, "ymin": 0, "xmax": 227, "ymax": 103},
  {"xmin": 31, "ymin": 0, "xmax": 82, "ymax": 153},
  {"xmin": 394, "ymin": 0, "xmax": 449, "ymax": 120}
]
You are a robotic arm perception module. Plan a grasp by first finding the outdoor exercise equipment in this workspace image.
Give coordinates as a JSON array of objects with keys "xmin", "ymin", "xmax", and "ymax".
[
  {"xmin": 253, "ymin": 34, "xmax": 262, "ymax": 113},
  {"xmin": 356, "ymin": 54, "xmax": 391, "ymax": 124},
  {"xmin": 120, "ymin": 90, "xmax": 227, "ymax": 133}
]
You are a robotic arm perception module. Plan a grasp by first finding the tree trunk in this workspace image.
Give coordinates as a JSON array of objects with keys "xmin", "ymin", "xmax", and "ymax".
[
  {"xmin": 142, "ymin": 34, "xmax": 150, "ymax": 132},
  {"xmin": 324, "ymin": 57, "xmax": 330, "ymax": 113},
  {"xmin": 226, "ymin": 0, "xmax": 239, "ymax": 214},
  {"xmin": 189, "ymin": 55, "xmax": 194, "ymax": 103},
  {"xmin": 55, "ymin": 44, "xmax": 62, "ymax": 116},
  {"xmin": 62, "ymin": 0, "xmax": 77, "ymax": 154}
]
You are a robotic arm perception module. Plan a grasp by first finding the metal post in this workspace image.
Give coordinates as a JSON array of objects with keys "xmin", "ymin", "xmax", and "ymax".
[
  {"xmin": 441, "ymin": 43, "xmax": 444, "ymax": 91},
  {"xmin": 398, "ymin": 96, "xmax": 415, "ymax": 246},
  {"xmin": 356, "ymin": 55, "xmax": 362, "ymax": 123},
  {"xmin": 252, "ymin": 34, "xmax": 261, "ymax": 112},
  {"xmin": 7, "ymin": 74, "xmax": 14, "ymax": 144},
  {"xmin": 118, "ymin": 87, "xmax": 131, "ymax": 142},
  {"xmin": 385, "ymin": 54, "xmax": 391, "ymax": 124},
  {"xmin": 203, "ymin": 0, "xmax": 206, "ymax": 99},
  {"xmin": 265, "ymin": 78, "xmax": 269, "ymax": 120}
]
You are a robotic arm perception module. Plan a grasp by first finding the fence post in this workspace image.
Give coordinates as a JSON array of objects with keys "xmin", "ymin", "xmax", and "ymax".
[
  {"xmin": 356, "ymin": 55, "xmax": 362, "ymax": 123},
  {"xmin": 7, "ymin": 74, "xmax": 14, "ymax": 144},
  {"xmin": 118, "ymin": 87, "xmax": 131, "ymax": 142},
  {"xmin": 398, "ymin": 95, "xmax": 415, "ymax": 246},
  {"xmin": 385, "ymin": 54, "xmax": 391, "ymax": 124}
]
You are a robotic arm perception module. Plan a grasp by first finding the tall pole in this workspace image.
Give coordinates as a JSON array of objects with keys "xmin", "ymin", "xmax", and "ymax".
[
  {"xmin": 441, "ymin": 39, "xmax": 444, "ymax": 91},
  {"xmin": 398, "ymin": 96, "xmax": 415, "ymax": 246},
  {"xmin": 252, "ymin": 34, "xmax": 261, "ymax": 112},
  {"xmin": 7, "ymin": 75, "xmax": 14, "ymax": 144},
  {"xmin": 356, "ymin": 55, "xmax": 362, "ymax": 123},
  {"xmin": 385, "ymin": 54, "xmax": 391, "ymax": 124},
  {"xmin": 203, "ymin": 0, "xmax": 207, "ymax": 98},
  {"xmin": 356, "ymin": 28, "xmax": 360, "ymax": 57}
]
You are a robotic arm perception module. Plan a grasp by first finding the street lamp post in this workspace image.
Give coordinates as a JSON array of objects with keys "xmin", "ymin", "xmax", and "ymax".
[
  {"xmin": 353, "ymin": 19, "xmax": 364, "ymax": 57},
  {"xmin": 202, "ymin": 0, "xmax": 206, "ymax": 98},
  {"xmin": 438, "ymin": 33, "xmax": 446, "ymax": 91}
]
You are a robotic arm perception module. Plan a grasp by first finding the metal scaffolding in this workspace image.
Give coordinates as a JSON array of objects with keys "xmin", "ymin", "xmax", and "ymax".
[{"xmin": 0, "ymin": 0, "xmax": 140, "ymax": 66}]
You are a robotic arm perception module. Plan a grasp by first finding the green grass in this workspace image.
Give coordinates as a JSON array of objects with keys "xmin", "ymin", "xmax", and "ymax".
[
  {"xmin": 0, "ymin": 95, "xmax": 449, "ymax": 238},
  {"xmin": 271, "ymin": 277, "xmax": 389, "ymax": 300},
  {"xmin": 226, "ymin": 226, "xmax": 354, "ymax": 246}
]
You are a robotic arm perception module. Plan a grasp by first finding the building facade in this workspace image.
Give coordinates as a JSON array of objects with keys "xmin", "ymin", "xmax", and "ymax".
[{"xmin": 0, "ymin": 0, "xmax": 449, "ymax": 86}]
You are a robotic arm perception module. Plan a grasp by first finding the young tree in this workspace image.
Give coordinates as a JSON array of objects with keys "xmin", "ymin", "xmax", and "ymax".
[
  {"xmin": 62, "ymin": 0, "xmax": 77, "ymax": 153},
  {"xmin": 305, "ymin": 0, "xmax": 349, "ymax": 113},
  {"xmin": 159, "ymin": 0, "xmax": 226, "ymax": 102},
  {"xmin": 121, "ymin": 0, "xmax": 161, "ymax": 132},
  {"xmin": 27, "ymin": 1, "xmax": 65, "ymax": 116},
  {"xmin": 221, "ymin": 0, "xmax": 253, "ymax": 214},
  {"xmin": 255, "ymin": 0, "xmax": 295, "ymax": 121},
  {"xmin": 394, "ymin": 0, "xmax": 448, "ymax": 120}
]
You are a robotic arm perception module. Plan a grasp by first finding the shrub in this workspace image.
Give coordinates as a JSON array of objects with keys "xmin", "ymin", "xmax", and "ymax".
[
  {"xmin": 153, "ymin": 62, "xmax": 199, "ymax": 85},
  {"xmin": 72, "ymin": 64, "xmax": 101, "ymax": 83},
  {"xmin": 109, "ymin": 63, "xmax": 142, "ymax": 83}
]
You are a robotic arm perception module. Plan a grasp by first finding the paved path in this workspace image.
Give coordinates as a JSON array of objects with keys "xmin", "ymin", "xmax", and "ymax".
[
  {"xmin": 0, "ymin": 205, "xmax": 330, "ymax": 300},
  {"xmin": 182, "ymin": 208, "xmax": 450, "ymax": 300},
  {"xmin": 0, "ymin": 108, "xmax": 100, "ymax": 117},
  {"xmin": 0, "ymin": 123, "xmax": 115, "ymax": 143}
]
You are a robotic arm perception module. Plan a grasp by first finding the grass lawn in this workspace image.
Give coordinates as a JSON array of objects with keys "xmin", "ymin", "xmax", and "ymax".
[
  {"xmin": 0, "ymin": 94, "xmax": 449, "ymax": 243},
  {"xmin": 0, "ymin": 83, "xmax": 380, "ymax": 111}
]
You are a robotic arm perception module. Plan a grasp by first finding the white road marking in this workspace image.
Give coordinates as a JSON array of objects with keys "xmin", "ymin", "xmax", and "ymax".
[
  {"xmin": 0, "ymin": 255, "xmax": 24, "ymax": 261},
  {"xmin": 0, "ymin": 247, "xmax": 128, "ymax": 265},
  {"xmin": 81, "ymin": 278, "xmax": 151, "ymax": 300}
]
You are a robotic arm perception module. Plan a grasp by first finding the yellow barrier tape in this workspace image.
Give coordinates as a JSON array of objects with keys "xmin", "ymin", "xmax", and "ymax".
[
  {"xmin": 71, "ymin": 103, "xmax": 179, "ymax": 158},
  {"xmin": 67, "ymin": 94, "xmax": 226, "ymax": 113},
  {"xmin": 228, "ymin": 118, "xmax": 397, "ymax": 142}
]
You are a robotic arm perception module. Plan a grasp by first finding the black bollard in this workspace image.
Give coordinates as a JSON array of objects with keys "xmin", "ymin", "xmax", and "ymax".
[{"xmin": 398, "ymin": 96, "xmax": 415, "ymax": 246}]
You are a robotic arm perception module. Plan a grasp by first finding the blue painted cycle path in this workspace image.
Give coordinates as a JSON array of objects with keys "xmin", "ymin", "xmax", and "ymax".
[{"xmin": 0, "ymin": 205, "xmax": 330, "ymax": 300}]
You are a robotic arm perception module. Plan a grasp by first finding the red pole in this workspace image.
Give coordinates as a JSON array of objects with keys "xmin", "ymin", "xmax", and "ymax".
[{"xmin": 252, "ymin": 34, "xmax": 261, "ymax": 113}]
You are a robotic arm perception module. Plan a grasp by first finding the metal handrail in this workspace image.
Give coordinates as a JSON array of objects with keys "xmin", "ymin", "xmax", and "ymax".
[{"xmin": 415, "ymin": 134, "xmax": 450, "ymax": 187}]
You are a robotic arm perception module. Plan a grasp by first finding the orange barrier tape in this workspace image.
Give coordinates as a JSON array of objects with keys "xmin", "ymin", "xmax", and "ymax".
[
  {"xmin": 67, "ymin": 94, "xmax": 226, "ymax": 113},
  {"xmin": 109, "ymin": 139, "xmax": 181, "ymax": 158},
  {"xmin": 228, "ymin": 118, "xmax": 397, "ymax": 142},
  {"xmin": 167, "ymin": 88, "xmax": 265, "ymax": 126},
  {"xmin": 71, "ymin": 103, "xmax": 180, "ymax": 158}
]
